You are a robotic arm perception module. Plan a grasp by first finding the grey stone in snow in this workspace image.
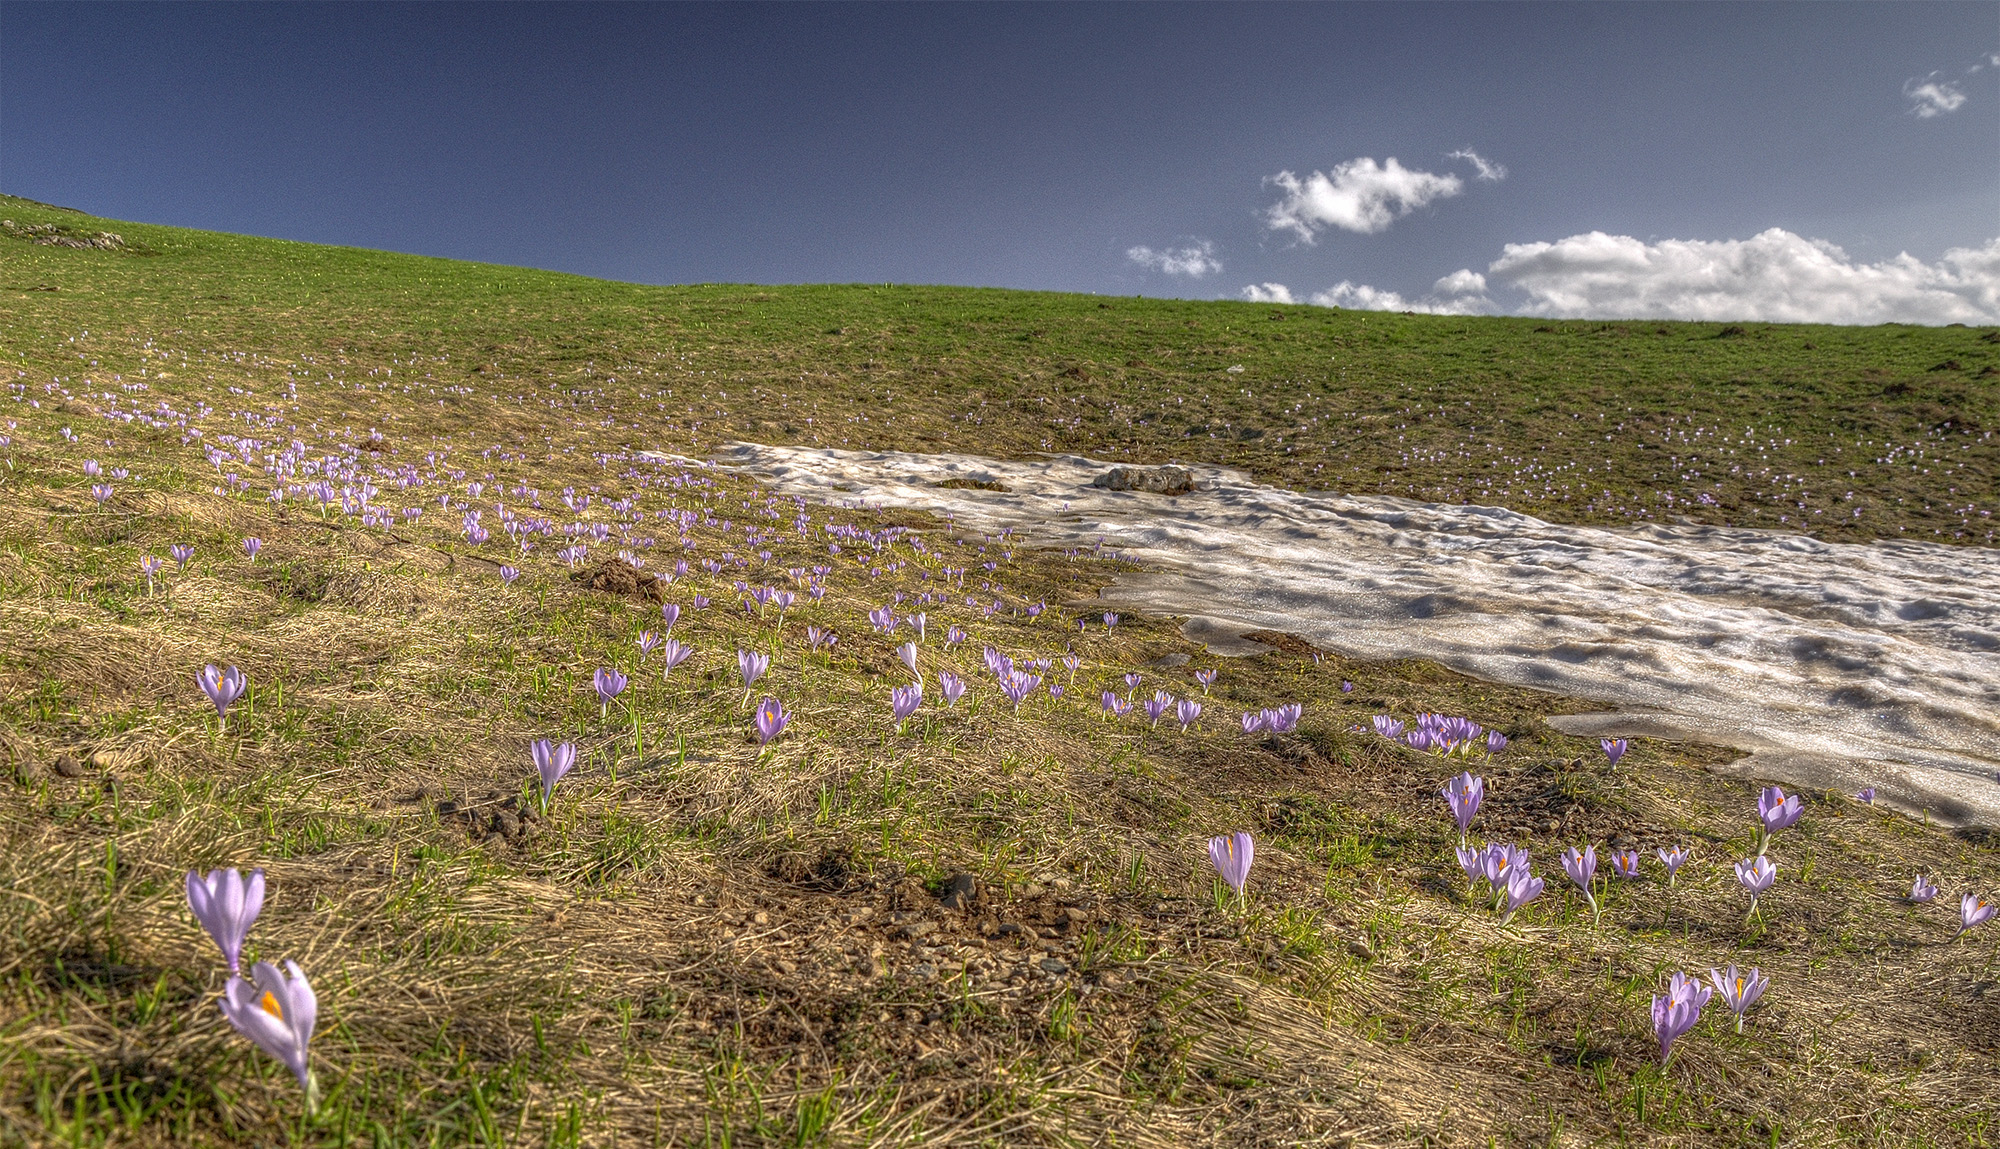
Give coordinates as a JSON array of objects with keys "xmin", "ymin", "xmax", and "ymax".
[{"xmin": 1091, "ymin": 465, "xmax": 1196, "ymax": 496}]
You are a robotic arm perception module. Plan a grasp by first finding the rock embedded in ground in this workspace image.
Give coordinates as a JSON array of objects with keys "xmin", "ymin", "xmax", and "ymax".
[
  {"xmin": 53, "ymin": 753, "xmax": 88, "ymax": 779},
  {"xmin": 1090, "ymin": 465, "xmax": 1196, "ymax": 496},
  {"xmin": 938, "ymin": 872, "xmax": 979, "ymax": 911}
]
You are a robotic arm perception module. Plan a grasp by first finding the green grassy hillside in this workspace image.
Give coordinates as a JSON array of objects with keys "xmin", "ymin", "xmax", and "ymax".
[
  {"xmin": 1, "ymin": 195, "xmax": 1996, "ymax": 1149},
  {"xmin": 2, "ymin": 194, "xmax": 1994, "ymax": 544}
]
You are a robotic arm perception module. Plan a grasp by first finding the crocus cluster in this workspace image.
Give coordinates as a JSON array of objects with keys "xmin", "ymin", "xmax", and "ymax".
[
  {"xmin": 186, "ymin": 867, "xmax": 318, "ymax": 1110},
  {"xmin": 1651, "ymin": 972, "xmax": 1712, "ymax": 1065},
  {"xmin": 1373, "ymin": 712, "xmax": 1494, "ymax": 756},
  {"xmin": 1241, "ymin": 703, "xmax": 1302, "ymax": 735},
  {"xmin": 1455, "ymin": 841, "xmax": 1543, "ymax": 924}
]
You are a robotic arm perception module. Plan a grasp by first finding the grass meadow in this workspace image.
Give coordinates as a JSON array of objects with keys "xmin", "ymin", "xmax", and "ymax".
[{"xmin": 1, "ymin": 193, "xmax": 1997, "ymax": 1148}]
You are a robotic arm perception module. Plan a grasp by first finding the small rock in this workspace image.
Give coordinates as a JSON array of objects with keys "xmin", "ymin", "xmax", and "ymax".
[
  {"xmin": 8, "ymin": 744, "xmax": 43, "ymax": 785},
  {"xmin": 53, "ymin": 753, "xmax": 87, "ymax": 779},
  {"xmin": 939, "ymin": 872, "xmax": 979, "ymax": 911},
  {"xmin": 1609, "ymin": 832, "xmax": 1638, "ymax": 850},
  {"xmin": 491, "ymin": 810, "xmax": 522, "ymax": 840},
  {"xmin": 1347, "ymin": 940, "xmax": 1374, "ymax": 962},
  {"xmin": 900, "ymin": 920, "xmax": 936, "ymax": 940},
  {"xmin": 1038, "ymin": 957, "xmax": 1070, "ymax": 976}
]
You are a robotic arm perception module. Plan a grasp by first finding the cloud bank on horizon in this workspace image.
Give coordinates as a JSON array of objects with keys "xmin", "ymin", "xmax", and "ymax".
[{"xmin": 1244, "ymin": 230, "xmax": 2000, "ymax": 326}]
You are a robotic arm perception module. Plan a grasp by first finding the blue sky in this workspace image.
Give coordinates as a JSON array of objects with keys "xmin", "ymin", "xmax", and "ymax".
[{"xmin": 4, "ymin": 2, "xmax": 1996, "ymax": 322}]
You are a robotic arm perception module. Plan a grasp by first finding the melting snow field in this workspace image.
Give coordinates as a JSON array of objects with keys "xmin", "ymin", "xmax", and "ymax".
[{"xmin": 698, "ymin": 444, "xmax": 2000, "ymax": 828}]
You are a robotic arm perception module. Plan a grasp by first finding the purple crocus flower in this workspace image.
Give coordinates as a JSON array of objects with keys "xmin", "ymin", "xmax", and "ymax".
[
  {"xmin": 1176, "ymin": 698, "xmax": 1202, "ymax": 732},
  {"xmin": 1651, "ymin": 973, "xmax": 1711, "ymax": 1065},
  {"xmin": 1486, "ymin": 730, "xmax": 1509, "ymax": 754},
  {"xmin": 170, "ymin": 543, "xmax": 195, "ymax": 568},
  {"xmin": 140, "ymin": 555, "xmax": 163, "ymax": 593},
  {"xmin": 1341, "ymin": 680, "xmax": 1354, "ymax": 693},
  {"xmin": 898, "ymin": 641, "xmax": 919, "ymax": 678},
  {"xmin": 1706, "ymin": 964, "xmax": 1768, "ymax": 1033},
  {"xmin": 527, "ymin": 736, "xmax": 579, "ymax": 808},
  {"xmin": 242, "ymin": 537, "xmax": 262, "ymax": 561},
  {"xmin": 1207, "ymin": 831, "xmax": 1254, "ymax": 902},
  {"xmin": 1103, "ymin": 612, "xmax": 1118, "ymax": 630},
  {"xmin": 659, "ymin": 639, "xmax": 692, "ymax": 679},
  {"xmin": 1143, "ymin": 691, "xmax": 1173, "ymax": 727},
  {"xmin": 593, "ymin": 667, "xmax": 628, "ymax": 715},
  {"xmin": 1440, "ymin": 772, "xmax": 1484, "ymax": 843},
  {"xmin": 753, "ymin": 697, "xmax": 788, "ymax": 745},
  {"xmin": 1910, "ymin": 874, "xmax": 1939, "ymax": 903},
  {"xmin": 1601, "ymin": 738, "xmax": 1628, "ymax": 767},
  {"xmin": 1000, "ymin": 671, "xmax": 1040, "ymax": 713},
  {"xmin": 1658, "ymin": 846, "xmax": 1690, "ymax": 886},
  {"xmin": 946, "ymin": 625, "xmax": 966, "ymax": 646},
  {"xmin": 738, "ymin": 649, "xmax": 769, "ymax": 702},
  {"xmin": 91, "ymin": 483, "xmax": 115, "ymax": 505},
  {"xmin": 1240, "ymin": 710, "xmax": 1266, "ymax": 735},
  {"xmin": 1955, "ymin": 892, "xmax": 1997, "ymax": 939},
  {"xmin": 1498, "ymin": 867, "xmax": 1544, "ymax": 925},
  {"xmin": 220, "ymin": 959, "xmax": 319, "ymax": 1100},
  {"xmin": 1456, "ymin": 844, "xmax": 1485, "ymax": 885},
  {"xmin": 1856, "ymin": 787, "xmax": 1876, "ymax": 804},
  {"xmin": 636, "ymin": 631, "xmax": 662, "ymax": 659},
  {"xmin": 186, "ymin": 867, "xmax": 265, "ymax": 973},
  {"xmin": 1735, "ymin": 856, "xmax": 1777, "ymax": 918},
  {"xmin": 1372, "ymin": 715, "xmax": 1405, "ymax": 740},
  {"xmin": 660, "ymin": 603, "xmax": 681, "ymax": 633},
  {"xmin": 1101, "ymin": 691, "xmax": 1131, "ymax": 720},
  {"xmin": 939, "ymin": 671, "xmax": 967, "ymax": 707},
  {"xmin": 891, "ymin": 682, "xmax": 923, "ymax": 729},
  {"xmin": 199, "ymin": 664, "xmax": 248, "ymax": 729},
  {"xmin": 1480, "ymin": 843, "xmax": 1531, "ymax": 909},
  {"xmin": 1755, "ymin": 786, "xmax": 1803, "ymax": 853},
  {"xmin": 1561, "ymin": 846, "xmax": 1599, "ymax": 922},
  {"xmin": 1194, "ymin": 668, "xmax": 1217, "ymax": 694},
  {"xmin": 498, "ymin": 565, "xmax": 519, "ymax": 585},
  {"xmin": 1048, "ymin": 681, "xmax": 1064, "ymax": 701},
  {"xmin": 1610, "ymin": 850, "xmax": 1642, "ymax": 880},
  {"xmin": 1122, "ymin": 672, "xmax": 1142, "ymax": 695}
]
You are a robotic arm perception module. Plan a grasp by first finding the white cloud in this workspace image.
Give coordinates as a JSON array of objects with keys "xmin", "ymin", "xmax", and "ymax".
[
  {"xmin": 1484, "ymin": 229, "xmax": 2000, "ymax": 325},
  {"xmin": 1263, "ymin": 157, "xmax": 1464, "ymax": 241},
  {"xmin": 1446, "ymin": 148, "xmax": 1508, "ymax": 181},
  {"xmin": 1127, "ymin": 240, "xmax": 1222, "ymax": 277},
  {"xmin": 1239, "ymin": 282, "xmax": 1296, "ymax": 304},
  {"xmin": 1904, "ymin": 76, "xmax": 1967, "ymax": 117},
  {"xmin": 1431, "ymin": 269, "xmax": 1488, "ymax": 296},
  {"xmin": 1247, "ymin": 231, "xmax": 2000, "ymax": 325},
  {"xmin": 1303, "ymin": 281, "xmax": 1489, "ymax": 316}
]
